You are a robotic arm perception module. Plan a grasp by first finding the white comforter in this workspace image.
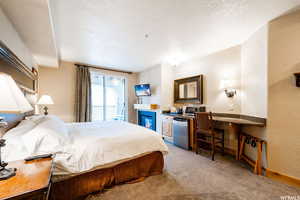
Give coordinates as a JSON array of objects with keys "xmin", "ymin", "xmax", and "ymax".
[{"xmin": 3, "ymin": 117, "xmax": 168, "ymax": 175}]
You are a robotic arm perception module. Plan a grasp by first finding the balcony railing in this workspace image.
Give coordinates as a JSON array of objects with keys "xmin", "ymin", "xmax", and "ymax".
[{"xmin": 92, "ymin": 105, "xmax": 125, "ymax": 121}]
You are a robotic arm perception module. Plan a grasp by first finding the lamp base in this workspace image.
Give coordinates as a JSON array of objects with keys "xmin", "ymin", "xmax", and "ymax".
[
  {"xmin": 43, "ymin": 106, "xmax": 49, "ymax": 115},
  {"xmin": 0, "ymin": 167, "xmax": 16, "ymax": 181},
  {"xmin": 0, "ymin": 117, "xmax": 8, "ymax": 127}
]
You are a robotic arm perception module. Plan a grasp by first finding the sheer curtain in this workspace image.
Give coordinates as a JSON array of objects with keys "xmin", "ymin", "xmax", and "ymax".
[
  {"xmin": 75, "ymin": 65, "xmax": 92, "ymax": 122},
  {"xmin": 90, "ymin": 71, "xmax": 127, "ymax": 121}
]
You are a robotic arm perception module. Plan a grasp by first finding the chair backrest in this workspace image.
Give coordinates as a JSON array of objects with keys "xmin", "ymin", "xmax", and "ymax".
[{"xmin": 195, "ymin": 112, "xmax": 213, "ymax": 133}]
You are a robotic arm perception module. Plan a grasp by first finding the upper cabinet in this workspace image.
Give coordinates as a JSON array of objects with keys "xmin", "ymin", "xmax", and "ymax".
[{"xmin": 174, "ymin": 75, "xmax": 203, "ymax": 104}]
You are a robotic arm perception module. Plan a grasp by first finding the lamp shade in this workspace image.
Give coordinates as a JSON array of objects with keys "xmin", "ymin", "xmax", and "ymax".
[
  {"xmin": 37, "ymin": 95, "xmax": 54, "ymax": 105},
  {"xmin": 0, "ymin": 73, "xmax": 33, "ymax": 113},
  {"xmin": 220, "ymin": 79, "xmax": 235, "ymax": 90}
]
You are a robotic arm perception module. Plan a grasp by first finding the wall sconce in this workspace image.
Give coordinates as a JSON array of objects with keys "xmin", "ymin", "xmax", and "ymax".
[
  {"xmin": 294, "ymin": 73, "xmax": 300, "ymax": 87},
  {"xmin": 221, "ymin": 79, "xmax": 236, "ymax": 98},
  {"xmin": 225, "ymin": 88, "xmax": 236, "ymax": 98}
]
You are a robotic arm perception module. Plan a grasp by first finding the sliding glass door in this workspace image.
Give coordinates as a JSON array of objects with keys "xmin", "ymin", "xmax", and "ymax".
[{"xmin": 91, "ymin": 72, "xmax": 127, "ymax": 121}]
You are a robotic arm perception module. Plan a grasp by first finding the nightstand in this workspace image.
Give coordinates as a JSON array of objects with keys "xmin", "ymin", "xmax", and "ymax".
[{"xmin": 0, "ymin": 157, "xmax": 53, "ymax": 200}]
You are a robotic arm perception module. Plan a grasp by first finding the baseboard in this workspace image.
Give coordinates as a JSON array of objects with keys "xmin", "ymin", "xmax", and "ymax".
[
  {"xmin": 223, "ymin": 147, "xmax": 236, "ymax": 156},
  {"xmin": 214, "ymin": 145, "xmax": 236, "ymax": 156},
  {"xmin": 266, "ymin": 169, "xmax": 300, "ymax": 188}
]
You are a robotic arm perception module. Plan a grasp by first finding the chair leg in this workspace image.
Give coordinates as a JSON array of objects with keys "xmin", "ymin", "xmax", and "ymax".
[
  {"xmin": 195, "ymin": 134, "xmax": 198, "ymax": 154},
  {"xmin": 211, "ymin": 135, "xmax": 215, "ymax": 161},
  {"xmin": 222, "ymin": 132, "xmax": 225, "ymax": 156}
]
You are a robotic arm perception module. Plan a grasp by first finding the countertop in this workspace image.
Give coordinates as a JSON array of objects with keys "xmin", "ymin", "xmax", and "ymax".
[
  {"xmin": 162, "ymin": 113, "xmax": 265, "ymax": 127},
  {"xmin": 162, "ymin": 113, "xmax": 195, "ymax": 119}
]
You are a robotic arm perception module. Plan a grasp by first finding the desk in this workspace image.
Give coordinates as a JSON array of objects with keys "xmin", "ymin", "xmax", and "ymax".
[
  {"xmin": 212, "ymin": 116, "xmax": 265, "ymax": 127},
  {"xmin": 162, "ymin": 113, "xmax": 266, "ymax": 160},
  {"xmin": 212, "ymin": 116, "xmax": 265, "ymax": 160}
]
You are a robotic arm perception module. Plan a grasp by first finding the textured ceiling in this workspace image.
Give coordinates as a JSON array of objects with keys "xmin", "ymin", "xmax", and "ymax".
[
  {"xmin": 0, "ymin": 0, "xmax": 58, "ymax": 67},
  {"xmin": 1, "ymin": 0, "xmax": 300, "ymax": 71},
  {"xmin": 50, "ymin": 0, "xmax": 300, "ymax": 72}
]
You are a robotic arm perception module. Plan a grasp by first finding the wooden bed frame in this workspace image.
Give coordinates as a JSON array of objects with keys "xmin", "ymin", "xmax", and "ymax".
[
  {"xmin": 50, "ymin": 151, "xmax": 164, "ymax": 200},
  {"xmin": 0, "ymin": 40, "xmax": 165, "ymax": 200}
]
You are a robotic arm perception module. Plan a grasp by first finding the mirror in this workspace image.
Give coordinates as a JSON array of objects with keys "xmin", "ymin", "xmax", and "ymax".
[
  {"xmin": 174, "ymin": 75, "xmax": 203, "ymax": 103},
  {"xmin": 179, "ymin": 81, "xmax": 197, "ymax": 98}
]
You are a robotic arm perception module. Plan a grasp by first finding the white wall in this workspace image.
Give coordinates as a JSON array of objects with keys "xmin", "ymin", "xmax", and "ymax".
[
  {"xmin": 174, "ymin": 46, "xmax": 242, "ymax": 114},
  {"xmin": 138, "ymin": 63, "xmax": 174, "ymax": 110},
  {"xmin": 239, "ymin": 25, "xmax": 269, "ymax": 167},
  {"xmin": 267, "ymin": 11, "xmax": 300, "ymax": 179},
  {"xmin": 138, "ymin": 64, "xmax": 162, "ymax": 105},
  {"xmin": 139, "ymin": 27, "xmax": 269, "ymax": 116},
  {"xmin": 0, "ymin": 7, "xmax": 36, "ymax": 69},
  {"xmin": 241, "ymin": 25, "xmax": 268, "ymax": 118},
  {"xmin": 160, "ymin": 63, "xmax": 174, "ymax": 110}
]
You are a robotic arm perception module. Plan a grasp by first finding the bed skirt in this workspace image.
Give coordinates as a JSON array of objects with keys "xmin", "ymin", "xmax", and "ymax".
[{"xmin": 50, "ymin": 151, "xmax": 164, "ymax": 200}]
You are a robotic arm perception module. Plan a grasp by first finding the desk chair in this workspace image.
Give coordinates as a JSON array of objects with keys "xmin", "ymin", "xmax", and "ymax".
[{"xmin": 194, "ymin": 112, "xmax": 225, "ymax": 160}]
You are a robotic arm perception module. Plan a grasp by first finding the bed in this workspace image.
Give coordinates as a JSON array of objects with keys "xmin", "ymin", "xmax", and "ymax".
[
  {"xmin": 2, "ymin": 115, "xmax": 168, "ymax": 200},
  {"xmin": 0, "ymin": 40, "xmax": 168, "ymax": 200}
]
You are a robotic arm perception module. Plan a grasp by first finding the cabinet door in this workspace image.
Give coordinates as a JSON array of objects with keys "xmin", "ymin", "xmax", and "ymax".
[{"xmin": 162, "ymin": 117, "xmax": 173, "ymax": 137}]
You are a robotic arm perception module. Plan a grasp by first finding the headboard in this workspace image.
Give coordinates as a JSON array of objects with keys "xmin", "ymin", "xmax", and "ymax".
[{"xmin": 0, "ymin": 40, "xmax": 38, "ymax": 135}]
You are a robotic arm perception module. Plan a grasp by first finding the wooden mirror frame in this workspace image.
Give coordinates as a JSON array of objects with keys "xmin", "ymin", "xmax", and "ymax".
[{"xmin": 174, "ymin": 75, "xmax": 203, "ymax": 104}]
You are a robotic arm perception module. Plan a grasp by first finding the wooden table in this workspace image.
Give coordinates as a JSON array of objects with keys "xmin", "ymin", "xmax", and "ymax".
[
  {"xmin": 212, "ymin": 116, "xmax": 265, "ymax": 127},
  {"xmin": 0, "ymin": 158, "xmax": 53, "ymax": 200},
  {"xmin": 212, "ymin": 116, "xmax": 265, "ymax": 160}
]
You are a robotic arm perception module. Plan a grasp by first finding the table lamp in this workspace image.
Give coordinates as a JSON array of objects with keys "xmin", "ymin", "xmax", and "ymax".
[
  {"xmin": 0, "ymin": 73, "xmax": 33, "ymax": 180},
  {"xmin": 37, "ymin": 95, "xmax": 54, "ymax": 115}
]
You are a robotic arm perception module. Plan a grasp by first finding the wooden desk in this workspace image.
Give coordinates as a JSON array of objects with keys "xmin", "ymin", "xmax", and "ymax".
[
  {"xmin": 212, "ymin": 116, "xmax": 265, "ymax": 160},
  {"xmin": 212, "ymin": 117, "xmax": 265, "ymax": 127},
  {"xmin": 0, "ymin": 158, "xmax": 53, "ymax": 200},
  {"xmin": 162, "ymin": 113, "xmax": 266, "ymax": 159}
]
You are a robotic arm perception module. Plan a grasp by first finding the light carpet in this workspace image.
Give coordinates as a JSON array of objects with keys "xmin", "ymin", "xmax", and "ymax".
[{"xmin": 86, "ymin": 143, "xmax": 300, "ymax": 200}]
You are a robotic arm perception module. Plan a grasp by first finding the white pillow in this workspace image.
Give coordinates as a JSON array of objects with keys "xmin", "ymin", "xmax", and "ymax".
[
  {"xmin": 2, "ymin": 137, "xmax": 30, "ymax": 162},
  {"xmin": 3, "ymin": 119, "xmax": 36, "ymax": 139},
  {"xmin": 25, "ymin": 114, "xmax": 66, "ymax": 130},
  {"xmin": 21, "ymin": 116, "xmax": 69, "ymax": 155},
  {"xmin": 25, "ymin": 115, "xmax": 45, "ymax": 125}
]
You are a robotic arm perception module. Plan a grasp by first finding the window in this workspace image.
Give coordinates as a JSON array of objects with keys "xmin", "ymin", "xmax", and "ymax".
[{"xmin": 91, "ymin": 71, "xmax": 127, "ymax": 121}]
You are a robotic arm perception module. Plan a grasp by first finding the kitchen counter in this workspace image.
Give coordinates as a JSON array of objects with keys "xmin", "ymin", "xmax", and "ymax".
[
  {"xmin": 162, "ymin": 113, "xmax": 265, "ymax": 127},
  {"xmin": 162, "ymin": 113, "xmax": 195, "ymax": 119}
]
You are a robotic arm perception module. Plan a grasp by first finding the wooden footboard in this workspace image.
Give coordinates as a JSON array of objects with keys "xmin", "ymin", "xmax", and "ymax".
[{"xmin": 50, "ymin": 151, "xmax": 164, "ymax": 200}]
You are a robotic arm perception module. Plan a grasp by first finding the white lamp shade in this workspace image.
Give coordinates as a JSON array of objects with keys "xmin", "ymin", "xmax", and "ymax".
[
  {"xmin": 220, "ymin": 79, "xmax": 235, "ymax": 90},
  {"xmin": 0, "ymin": 73, "xmax": 33, "ymax": 113},
  {"xmin": 37, "ymin": 95, "xmax": 54, "ymax": 105}
]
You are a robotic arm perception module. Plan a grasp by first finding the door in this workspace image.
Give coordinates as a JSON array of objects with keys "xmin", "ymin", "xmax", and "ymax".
[{"xmin": 91, "ymin": 72, "xmax": 127, "ymax": 121}]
